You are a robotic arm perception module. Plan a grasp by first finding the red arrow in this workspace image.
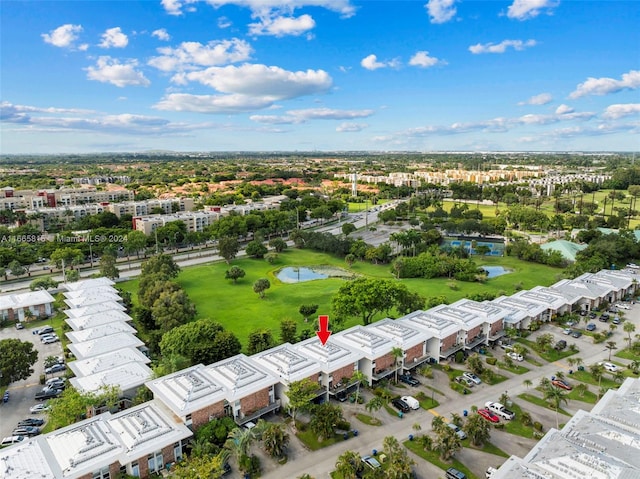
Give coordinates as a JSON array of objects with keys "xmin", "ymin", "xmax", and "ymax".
[{"xmin": 316, "ymin": 315, "xmax": 332, "ymax": 346}]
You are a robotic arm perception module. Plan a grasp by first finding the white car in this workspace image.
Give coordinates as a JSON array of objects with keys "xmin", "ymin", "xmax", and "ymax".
[
  {"xmin": 507, "ymin": 351, "xmax": 524, "ymax": 362},
  {"xmin": 563, "ymin": 328, "xmax": 572, "ymax": 335},
  {"xmin": 486, "ymin": 466, "xmax": 498, "ymax": 478},
  {"xmin": 616, "ymin": 303, "xmax": 630, "ymax": 310},
  {"xmin": 598, "ymin": 362, "xmax": 619, "ymax": 372},
  {"xmin": 401, "ymin": 395, "xmax": 420, "ymax": 410},
  {"xmin": 30, "ymin": 403, "xmax": 50, "ymax": 414},
  {"xmin": 463, "ymin": 372, "xmax": 482, "ymax": 385}
]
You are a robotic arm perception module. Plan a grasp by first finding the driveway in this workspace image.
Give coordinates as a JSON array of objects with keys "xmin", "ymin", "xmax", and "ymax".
[{"xmin": 0, "ymin": 323, "xmax": 63, "ymax": 439}]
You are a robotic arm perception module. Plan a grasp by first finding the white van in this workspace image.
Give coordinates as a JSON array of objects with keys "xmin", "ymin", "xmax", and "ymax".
[
  {"xmin": 1, "ymin": 436, "xmax": 24, "ymax": 447},
  {"xmin": 401, "ymin": 395, "xmax": 420, "ymax": 410}
]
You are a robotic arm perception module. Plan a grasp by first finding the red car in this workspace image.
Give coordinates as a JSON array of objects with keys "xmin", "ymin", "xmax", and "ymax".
[
  {"xmin": 478, "ymin": 408, "xmax": 500, "ymax": 423},
  {"xmin": 552, "ymin": 379, "xmax": 572, "ymax": 390}
]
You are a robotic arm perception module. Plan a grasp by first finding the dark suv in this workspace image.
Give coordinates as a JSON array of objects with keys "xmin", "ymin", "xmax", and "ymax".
[
  {"xmin": 554, "ymin": 339, "xmax": 567, "ymax": 350},
  {"xmin": 35, "ymin": 389, "xmax": 62, "ymax": 400},
  {"xmin": 392, "ymin": 398, "xmax": 411, "ymax": 413},
  {"xmin": 398, "ymin": 374, "xmax": 420, "ymax": 386}
]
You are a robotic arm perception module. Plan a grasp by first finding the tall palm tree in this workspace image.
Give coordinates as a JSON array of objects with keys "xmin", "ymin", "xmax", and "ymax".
[
  {"xmin": 224, "ymin": 427, "xmax": 256, "ymax": 464},
  {"xmin": 391, "ymin": 347, "xmax": 404, "ymax": 383},
  {"xmin": 624, "ymin": 322, "xmax": 636, "ymax": 349},
  {"xmin": 522, "ymin": 378, "xmax": 533, "ymax": 389},
  {"xmin": 365, "ymin": 396, "xmax": 384, "ymax": 414},
  {"xmin": 606, "ymin": 341, "xmax": 618, "ymax": 361},
  {"xmin": 334, "ymin": 450, "xmax": 363, "ymax": 479},
  {"xmin": 350, "ymin": 370, "xmax": 368, "ymax": 404},
  {"xmin": 590, "ymin": 363, "xmax": 605, "ymax": 399},
  {"xmin": 260, "ymin": 422, "xmax": 289, "ymax": 459},
  {"xmin": 543, "ymin": 385, "xmax": 568, "ymax": 429}
]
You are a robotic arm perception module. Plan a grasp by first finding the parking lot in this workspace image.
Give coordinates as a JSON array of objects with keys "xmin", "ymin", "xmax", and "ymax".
[{"xmin": 0, "ymin": 322, "xmax": 64, "ymax": 440}]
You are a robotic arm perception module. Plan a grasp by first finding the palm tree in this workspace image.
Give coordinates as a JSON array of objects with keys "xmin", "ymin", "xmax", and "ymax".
[
  {"xmin": 624, "ymin": 322, "xmax": 636, "ymax": 348},
  {"xmin": 574, "ymin": 383, "xmax": 588, "ymax": 398},
  {"xmin": 590, "ymin": 363, "xmax": 605, "ymax": 399},
  {"xmin": 523, "ymin": 378, "xmax": 533, "ymax": 389},
  {"xmin": 350, "ymin": 370, "xmax": 368, "ymax": 404},
  {"xmin": 543, "ymin": 385, "xmax": 569, "ymax": 429},
  {"xmin": 605, "ymin": 340, "xmax": 618, "ymax": 361},
  {"xmin": 391, "ymin": 347, "xmax": 404, "ymax": 383},
  {"xmin": 259, "ymin": 422, "xmax": 289, "ymax": 459},
  {"xmin": 463, "ymin": 411, "xmax": 491, "ymax": 446},
  {"xmin": 225, "ymin": 427, "xmax": 256, "ymax": 464},
  {"xmin": 334, "ymin": 450, "xmax": 363, "ymax": 479},
  {"xmin": 365, "ymin": 396, "xmax": 384, "ymax": 414}
]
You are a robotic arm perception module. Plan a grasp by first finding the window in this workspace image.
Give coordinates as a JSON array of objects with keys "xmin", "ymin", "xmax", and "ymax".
[
  {"xmin": 174, "ymin": 442, "xmax": 183, "ymax": 462},
  {"xmin": 92, "ymin": 466, "xmax": 110, "ymax": 479},
  {"xmin": 148, "ymin": 451, "xmax": 163, "ymax": 474},
  {"xmin": 131, "ymin": 462, "xmax": 140, "ymax": 477},
  {"xmin": 185, "ymin": 413, "xmax": 192, "ymax": 426}
]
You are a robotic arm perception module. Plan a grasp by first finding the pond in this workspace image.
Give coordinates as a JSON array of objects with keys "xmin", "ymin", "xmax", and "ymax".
[
  {"xmin": 277, "ymin": 267, "xmax": 329, "ymax": 283},
  {"xmin": 481, "ymin": 266, "xmax": 511, "ymax": 278}
]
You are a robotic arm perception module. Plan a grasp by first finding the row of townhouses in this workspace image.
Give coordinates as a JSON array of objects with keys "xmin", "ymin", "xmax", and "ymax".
[{"xmin": 2, "ymin": 266, "xmax": 638, "ymax": 479}]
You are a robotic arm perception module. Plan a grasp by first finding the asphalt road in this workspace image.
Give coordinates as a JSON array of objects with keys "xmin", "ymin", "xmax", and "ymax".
[{"xmin": 0, "ymin": 324, "xmax": 64, "ymax": 440}]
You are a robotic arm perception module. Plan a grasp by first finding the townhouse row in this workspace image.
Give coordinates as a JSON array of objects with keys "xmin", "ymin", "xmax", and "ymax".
[{"xmin": 2, "ymin": 266, "xmax": 637, "ymax": 479}]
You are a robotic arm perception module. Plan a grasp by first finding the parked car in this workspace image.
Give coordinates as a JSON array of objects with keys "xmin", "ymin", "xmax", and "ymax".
[
  {"xmin": 41, "ymin": 334, "xmax": 59, "ymax": 344},
  {"xmin": 600, "ymin": 313, "xmax": 610, "ymax": 321},
  {"xmin": 391, "ymin": 398, "xmax": 411, "ymax": 413},
  {"xmin": 15, "ymin": 322, "xmax": 24, "ymax": 330},
  {"xmin": 30, "ymin": 403, "xmax": 50, "ymax": 414},
  {"xmin": 599, "ymin": 315, "xmax": 609, "ymax": 322},
  {"xmin": 446, "ymin": 466, "xmax": 468, "ymax": 479},
  {"xmin": 401, "ymin": 395, "xmax": 420, "ymax": 410},
  {"xmin": 616, "ymin": 303, "xmax": 630, "ymax": 310},
  {"xmin": 35, "ymin": 389, "xmax": 62, "ymax": 400},
  {"xmin": 486, "ymin": 466, "xmax": 498, "ymax": 478},
  {"xmin": 507, "ymin": 351, "xmax": 524, "ymax": 362},
  {"xmin": 598, "ymin": 362, "xmax": 619, "ymax": 372},
  {"xmin": 554, "ymin": 340, "xmax": 567, "ymax": 350},
  {"xmin": 579, "ymin": 310, "xmax": 588, "ymax": 316},
  {"xmin": 588, "ymin": 312, "xmax": 597, "ymax": 319},
  {"xmin": 463, "ymin": 372, "xmax": 482, "ymax": 385},
  {"xmin": 34, "ymin": 326, "xmax": 54, "ymax": 335},
  {"xmin": 0, "ymin": 436, "xmax": 24, "ymax": 447},
  {"xmin": 477, "ymin": 408, "xmax": 500, "ymax": 423},
  {"xmin": 398, "ymin": 373, "xmax": 420, "ymax": 386},
  {"xmin": 484, "ymin": 401, "xmax": 515, "ymax": 420},
  {"xmin": 44, "ymin": 363, "xmax": 65, "ymax": 374},
  {"xmin": 335, "ymin": 390, "xmax": 348, "ymax": 402},
  {"xmin": 45, "ymin": 378, "xmax": 66, "ymax": 389},
  {"xmin": 586, "ymin": 323, "xmax": 596, "ymax": 331},
  {"xmin": 12, "ymin": 426, "xmax": 40, "ymax": 437},
  {"xmin": 612, "ymin": 317, "xmax": 621, "ymax": 325},
  {"xmin": 571, "ymin": 331, "xmax": 583, "ymax": 338},
  {"xmin": 552, "ymin": 379, "xmax": 573, "ymax": 390},
  {"xmin": 447, "ymin": 422, "xmax": 467, "ymax": 440},
  {"xmin": 456, "ymin": 376, "xmax": 475, "ymax": 387},
  {"xmin": 17, "ymin": 418, "xmax": 45, "ymax": 427},
  {"xmin": 362, "ymin": 455, "xmax": 382, "ymax": 470},
  {"xmin": 563, "ymin": 328, "xmax": 573, "ymax": 335}
]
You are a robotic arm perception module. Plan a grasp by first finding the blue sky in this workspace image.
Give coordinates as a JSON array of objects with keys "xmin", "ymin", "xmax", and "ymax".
[{"xmin": 1, "ymin": 0, "xmax": 639, "ymax": 153}]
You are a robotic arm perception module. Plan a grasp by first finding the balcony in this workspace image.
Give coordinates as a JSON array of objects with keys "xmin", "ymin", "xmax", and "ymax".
[
  {"xmin": 235, "ymin": 399, "xmax": 281, "ymax": 426},
  {"xmin": 489, "ymin": 329, "xmax": 506, "ymax": 341},
  {"xmin": 402, "ymin": 354, "xmax": 434, "ymax": 371},
  {"xmin": 371, "ymin": 368, "xmax": 396, "ymax": 381},
  {"xmin": 440, "ymin": 343, "xmax": 464, "ymax": 359},
  {"xmin": 465, "ymin": 334, "xmax": 487, "ymax": 350}
]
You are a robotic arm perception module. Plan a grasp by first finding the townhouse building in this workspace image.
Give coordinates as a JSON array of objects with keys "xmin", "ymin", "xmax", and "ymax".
[
  {"xmin": 366, "ymin": 318, "xmax": 433, "ymax": 372},
  {"xmin": 491, "ymin": 295, "xmax": 548, "ymax": 330},
  {"xmin": 393, "ymin": 310, "xmax": 462, "ymax": 360},
  {"xmin": 0, "ymin": 290, "xmax": 54, "ymax": 323}
]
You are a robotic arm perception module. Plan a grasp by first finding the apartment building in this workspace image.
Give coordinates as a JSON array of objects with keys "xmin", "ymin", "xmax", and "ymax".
[
  {"xmin": 366, "ymin": 318, "xmax": 433, "ymax": 372},
  {"xmin": 0, "ymin": 290, "xmax": 54, "ymax": 323}
]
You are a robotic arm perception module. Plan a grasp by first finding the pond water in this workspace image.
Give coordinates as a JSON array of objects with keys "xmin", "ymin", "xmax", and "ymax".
[
  {"xmin": 481, "ymin": 266, "xmax": 510, "ymax": 278},
  {"xmin": 277, "ymin": 267, "xmax": 329, "ymax": 283}
]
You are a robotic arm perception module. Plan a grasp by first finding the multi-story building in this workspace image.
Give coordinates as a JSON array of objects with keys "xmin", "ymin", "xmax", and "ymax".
[{"xmin": 366, "ymin": 318, "xmax": 433, "ymax": 373}]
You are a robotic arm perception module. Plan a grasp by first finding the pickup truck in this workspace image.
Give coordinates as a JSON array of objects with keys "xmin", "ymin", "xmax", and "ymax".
[{"xmin": 484, "ymin": 401, "xmax": 515, "ymax": 420}]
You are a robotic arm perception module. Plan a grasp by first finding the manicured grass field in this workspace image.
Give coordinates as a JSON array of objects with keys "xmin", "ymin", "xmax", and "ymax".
[
  {"xmin": 119, "ymin": 248, "xmax": 562, "ymax": 349},
  {"xmin": 404, "ymin": 440, "xmax": 478, "ymax": 479},
  {"xmin": 517, "ymin": 393, "xmax": 571, "ymax": 416}
]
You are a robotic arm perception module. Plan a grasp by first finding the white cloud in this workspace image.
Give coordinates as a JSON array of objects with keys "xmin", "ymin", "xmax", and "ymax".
[
  {"xmin": 336, "ymin": 122, "xmax": 368, "ymax": 132},
  {"xmin": 569, "ymin": 70, "xmax": 640, "ymax": 99},
  {"xmin": 506, "ymin": 0, "xmax": 559, "ymax": 20},
  {"xmin": 425, "ymin": 0, "xmax": 457, "ymax": 24},
  {"xmin": 249, "ymin": 14, "xmax": 316, "ymax": 37},
  {"xmin": 41, "ymin": 24, "xmax": 83, "ymax": 49},
  {"xmin": 99, "ymin": 27, "xmax": 129, "ymax": 48},
  {"xmin": 85, "ymin": 57, "xmax": 150, "ymax": 87},
  {"xmin": 148, "ymin": 39, "xmax": 252, "ymax": 72},
  {"xmin": 361, "ymin": 54, "xmax": 400, "ymax": 70},
  {"xmin": 218, "ymin": 16, "xmax": 232, "ymax": 28},
  {"xmin": 151, "ymin": 29, "xmax": 171, "ymax": 41},
  {"xmin": 519, "ymin": 93, "xmax": 552, "ymax": 105},
  {"xmin": 156, "ymin": 64, "xmax": 332, "ymax": 113},
  {"xmin": 603, "ymin": 103, "xmax": 640, "ymax": 120},
  {"xmin": 161, "ymin": 0, "xmax": 355, "ymax": 18},
  {"xmin": 251, "ymin": 107, "xmax": 374, "ymax": 124},
  {"xmin": 409, "ymin": 51, "xmax": 444, "ymax": 68},
  {"xmin": 468, "ymin": 39, "xmax": 536, "ymax": 54},
  {"xmin": 555, "ymin": 104, "xmax": 574, "ymax": 115}
]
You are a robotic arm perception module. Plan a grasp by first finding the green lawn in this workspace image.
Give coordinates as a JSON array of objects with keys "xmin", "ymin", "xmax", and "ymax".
[
  {"xmin": 502, "ymin": 402, "xmax": 537, "ymax": 439},
  {"xmin": 404, "ymin": 439, "xmax": 478, "ymax": 479},
  {"xmin": 517, "ymin": 393, "xmax": 571, "ymax": 416},
  {"xmin": 515, "ymin": 338, "xmax": 578, "ymax": 362},
  {"xmin": 566, "ymin": 388, "xmax": 598, "ymax": 404},
  {"xmin": 615, "ymin": 348, "xmax": 640, "ymax": 361},
  {"xmin": 497, "ymin": 362, "xmax": 530, "ymax": 375},
  {"xmin": 568, "ymin": 370, "xmax": 621, "ymax": 389},
  {"xmin": 355, "ymin": 413, "xmax": 382, "ymax": 426},
  {"xmin": 119, "ymin": 248, "xmax": 562, "ymax": 349}
]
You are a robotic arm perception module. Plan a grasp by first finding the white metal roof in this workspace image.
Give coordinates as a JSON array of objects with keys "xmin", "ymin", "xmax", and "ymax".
[
  {"xmin": 64, "ymin": 286, "xmax": 118, "ymax": 299},
  {"xmin": 66, "ymin": 321, "xmax": 136, "ymax": 343},
  {"xmin": 204, "ymin": 354, "xmax": 279, "ymax": 403},
  {"xmin": 64, "ymin": 292, "xmax": 122, "ymax": 309},
  {"xmin": 491, "ymin": 295, "xmax": 548, "ymax": 318},
  {"xmin": 331, "ymin": 325, "xmax": 395, "ymax": 359},
  {"xmin": 365, "ymin": 318, "xmax": 429, "ymax": 349},
  {"xmin": 399, "ymin": 310, "xmax": 462, "ymax": 339},
  {"xmin": 65, "ymin": 309, "xmax": 132, "ymax": 331},
  {"xmin": 62, "ymin": 277, "xmax": 115, "ymax": 291},
  {"xmin": 68, "ymin": 347, "xmax": 150, "ymax": 377},
  {"xmin": 64, "ymin": 301, "xmax": 125, "ymax": 319},
  {"xmin": 0, "ymin": 438, "xmax": 56, "ymax": 479},
  {"xmin": 449, "ymin": 298, "xmax": 509, "ymax": 325},
  {"xmin": 0, "ymin": 290, "xmax": 54, "ymax": 311},
  {"xmin": 70, "ymin": 362, "xmax": 153, "ymax": 394},
  {"xmin": 67, "ymin": 333, "xmax": 144, "ymax": 360},
  {"xmin": 294, "ymin": 337, "xmax": 361, "ymax": 374},
  {"xmin": 251, "ymin": 343, "xmax": 322, "ymax": 384}
]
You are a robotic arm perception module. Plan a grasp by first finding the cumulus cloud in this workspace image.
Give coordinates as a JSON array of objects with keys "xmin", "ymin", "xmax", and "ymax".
[
  {"xmin": 555, "ymin": 104, "xmax": 574, "ymax": 115},
  {"xmin": 569, "ymin": 70, "xmax": 640, "ymax": 99},
  {"xmin": 506, "ymin": 0, "xmax": 559, "ymax": 20},
  {"xmin": 151, "ymin": 28, "xmax": 171, "ymax": 41},
  {"xmin": 250, "ymin": 107, "xmax": 374, "ymax": 124},
  {"xmin": 518, "ymin": 93, "xmax": 552, "ymax": 105},
  {"xmin": 249, "ymin": 14, "xmax": 315, "ymax": 37},
  {"xmin": 361, "ymin": 54, "xmax": 400, "ymax": 70},
  {"xmin": 218, "ymin": 16, "xmax": 232, "ymax": 28},
  {"xmin": 336, "ymin": 122, "xmax": 368, "ymax": 132},
  {"xmin": 162, "ymin": 0, "xmax": 355, "ymax": 18},
  {"xmin": 425, "ymin": 0, "xmax": 457, "ymax": 24},
  {"xmin": 41, "ymin": 24, "xmax": 84, "ymax": 49},
  {"xmin": 409, "ymin": 51, "xmax": 444, "ymax": 68},
  {"xmin": 156, "ymin": 64, "xmax": 332, "ymax": 113},
  {"xmin": 148, "ymin": 39, "xmax": 252, "ymax": 72},
  {"xmin": 603, "ymin": 103, "xmax": 640, "ymax": 119},
  {"xmin": 469, "ymin": 39, "xmax": 536, "ymax": 54},
  {"xmin": 86, "ymin": 57, "xmax": 150, "ymax": 87},
  {"xmin": 99, "ymin": 27, "xmax": 129, "ymax": 48}
]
